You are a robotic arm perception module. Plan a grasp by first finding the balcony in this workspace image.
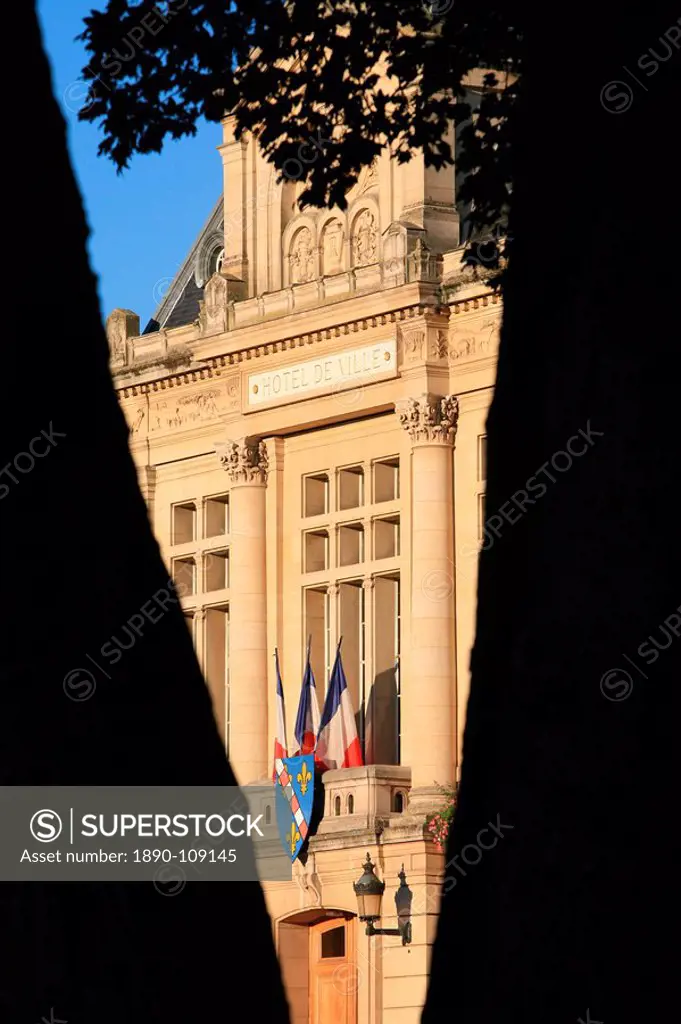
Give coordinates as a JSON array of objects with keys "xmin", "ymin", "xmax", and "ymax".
[{"xmin": 310, "ymin": 765, "xmax": 412, "ymax": 848}]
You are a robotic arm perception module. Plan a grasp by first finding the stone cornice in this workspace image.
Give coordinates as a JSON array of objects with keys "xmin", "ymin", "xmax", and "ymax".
[{"xmin": 116, "ymin": 291, "xmax": 499, "ymax": 400}]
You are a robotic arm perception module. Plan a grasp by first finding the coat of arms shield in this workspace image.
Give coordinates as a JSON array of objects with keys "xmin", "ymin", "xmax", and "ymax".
[{"xmin": 274, "ymin": 754, "xmax": 315, "ymax": 862}]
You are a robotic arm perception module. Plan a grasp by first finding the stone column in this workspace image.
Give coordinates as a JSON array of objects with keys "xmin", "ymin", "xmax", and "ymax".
[
  {"xmin": 218, "ymin": 437, "xmax": 269, "ymax": 784},
  {"xmin": 396, "ymin": 394, "xmax": 459, "ymax": 798}
]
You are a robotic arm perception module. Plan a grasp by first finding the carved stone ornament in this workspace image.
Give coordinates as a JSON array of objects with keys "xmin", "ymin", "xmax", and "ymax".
[
  {"xmin": 396, "ymin": 393, "xmax": 459, "ymax": 445},
  {"xmin": 293, "ymin": 852, "xmax": 322, "ymax": 907},
  {"xmin": 150, "ymin": 388, "xmax": 223, "ymax": 433},
  {"xmin": 365, "ymin": 157, "xmax": 379, "ymax": 184},
  {"xmin": 105, "ymin": 308, "xmax": 139, "ymax": 364},
  {"xmin": 129, "ymin": 407, "xmax": 146, "ymax": 435},
  {"xmin": 407, "ymin": 238, "xmax": 439, "ymax": 282},
  {"xmin": 199, "ymin": 273, "xmax": 228, "ymax": 336},
  {"xmin": 448, "ymin": 334, "xmax": 478, "ymax": 361},
  {"xmin": 401, "ymin": 329, "xmax": 425, "ymax": 363},
  {"xmin": 289, "ymin": 227, "xmax": 315, "ymax": 284},
  {"xmin": 428, "ymin": 330, "xmax": 449, "ymax": 360},
  {"xmin": 352, "ymin": 209, "xmax": 378, "ymax": 266},
  {"xmin": 219, "ymin": 437, "xmax": 269, "ymax": 484},
  {"xmin": 321, "ymin": 219, "xmax": 344, "ymax": 276}
]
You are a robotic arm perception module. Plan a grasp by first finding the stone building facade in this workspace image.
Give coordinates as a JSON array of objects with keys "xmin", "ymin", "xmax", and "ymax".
[{"xmin": 110, "ymin": 112, "xmax": 500, "ymax": 1024}]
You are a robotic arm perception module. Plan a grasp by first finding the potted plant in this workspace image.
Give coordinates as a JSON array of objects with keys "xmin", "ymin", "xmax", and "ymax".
[{"xmin": 424, "ymin": 784, "xmax": 458, "ymax": 853}]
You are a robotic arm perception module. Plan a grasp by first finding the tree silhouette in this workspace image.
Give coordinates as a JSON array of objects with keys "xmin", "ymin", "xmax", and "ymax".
[
  {"xmin": 78, "ymin": 0, "xmax": 518, "ymax": 234},
  {"xmin": 1, "ymin": 4, "xmax": 289, "ymax": 1021}
]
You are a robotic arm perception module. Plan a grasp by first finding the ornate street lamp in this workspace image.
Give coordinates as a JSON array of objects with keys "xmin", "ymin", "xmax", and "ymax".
[{"xmin": 353, "ymin": 853, "xmax": 412, "ymax": 945}]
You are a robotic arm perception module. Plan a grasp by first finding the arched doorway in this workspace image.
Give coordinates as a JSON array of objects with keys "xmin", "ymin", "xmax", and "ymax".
[{"xmin": 278, "ymin": 910, "xmax": 357, "ymax": 1024}]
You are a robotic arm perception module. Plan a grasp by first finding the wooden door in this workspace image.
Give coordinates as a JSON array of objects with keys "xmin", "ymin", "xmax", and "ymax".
[{"xmin": 309, "ymin": 916, "xmax": 357, "ymax": 1024}]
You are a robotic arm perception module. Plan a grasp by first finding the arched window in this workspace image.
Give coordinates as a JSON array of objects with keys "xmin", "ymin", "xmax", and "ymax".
[
  {"xmin": 209, "ymin": 246, "xmax": 224, "ymax": 277},
  {"xmin": 265, "ymin": 804, "xmax": 272, "ymax": 825},
  {"xmin": 334, "ymin": 795, "xmax": 341, "ymax": 816},
  {"xmin": 347, "ymin": 794, "xmax": 354, "ymax": 814},
  {"xmin": 394, "ymin": 791, "xmax": 404, "ymax": 813}
]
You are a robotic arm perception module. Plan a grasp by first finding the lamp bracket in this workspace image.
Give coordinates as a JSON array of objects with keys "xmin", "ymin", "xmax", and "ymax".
[{"xmin": 365, "ymin": 921, "xmax": 412, "ymax": 946}]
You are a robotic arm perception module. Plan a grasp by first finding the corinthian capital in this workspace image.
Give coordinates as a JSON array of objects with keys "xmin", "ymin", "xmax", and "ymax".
[
  {"xmin": 396, "ymin": 393, "xmax": 459, "ymax": 445},
  {"xmin": 218, "ymin": 436, "xmax": 269, "ymax": 484}
]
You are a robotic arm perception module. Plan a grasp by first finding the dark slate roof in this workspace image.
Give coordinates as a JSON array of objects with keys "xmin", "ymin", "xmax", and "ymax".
[
  {"xmin": 143, "ymin": 197, "xmax": 223, "ymax": 333},
  {"xmin": 164, "ymin": 277, "xmax": 205, "ymax": 330}
]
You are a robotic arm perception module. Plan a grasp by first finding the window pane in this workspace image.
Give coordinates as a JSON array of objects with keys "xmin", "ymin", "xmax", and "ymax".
[
  {"xmin": 366, "ymin": 575, "xmax": 400, "ymax": 765},
  {"xmin": 204, "ymin": 550, "xmax": 229, "ymax": 591},
  {"xmin": 304, "ymin": 474, "xmax": 328, "ymax": 517},
  {"xmin": 305, "ymin": 589, "xmax": 328, "ymax": 694},
  {"xmin": 374, "ymin": 515, "xmax": 399, "ymax": 559},
  {"xmin": 305, "ymin": 531, "xmax": 329, "ymax": 573},
  {"xmin": 172, "ymin": 556, "xmax": 195, "ymax": 596},
  {"xmin": 172, "ymin": 503, "xmax": 196, "ymax": 545},
  {"xmin": 205, "ymin": 495, "xmax": 229, "ymax": 537},
  {"xmin": 338, "ymin": 581, "xmax": 363, "ymax": 733},
  {"xmin": 374, "ymin": 457, "xmax": 399, "ymax": 502},
  {"xmin": 321, "ymin": 926, "xmax": 345, "ymax": 959},
  {"xmin": 338, "ymin": 523, "xmax": 364, "ymax": 566},
  {"xmin": 205, "ymin": 605, "xmax": 229, "ymax": 747},
  {"xmin": 338, "ymin": 466, "xmax": 363, "ymax": 510}
]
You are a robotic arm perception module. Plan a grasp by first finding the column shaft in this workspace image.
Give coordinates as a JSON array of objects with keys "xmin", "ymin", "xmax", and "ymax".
[
  {"xmin": 397, "ymin": 395, "xmax": 459, "ymax": 791},
  {"xmin": 219, "ymin": 437, "xmax": 269, "ymax": 784}
]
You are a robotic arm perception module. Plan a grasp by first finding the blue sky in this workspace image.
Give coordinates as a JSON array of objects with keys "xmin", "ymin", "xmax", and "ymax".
[{"xmin": 37, "ymin": 0, "xmax": 222, "ymax": 328}]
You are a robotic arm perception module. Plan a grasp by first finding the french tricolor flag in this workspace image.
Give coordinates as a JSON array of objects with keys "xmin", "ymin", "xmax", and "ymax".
[
  {"xmin": 294, "ymin": 639, "xmax": 321, "ymax": 756},
  {"xmin": 272, "ymin": 649, "xmax": 288, "ymax": 781},
  {"xmin": 315, "ymin": 642, "xmax": 364, "ymax": 771}
]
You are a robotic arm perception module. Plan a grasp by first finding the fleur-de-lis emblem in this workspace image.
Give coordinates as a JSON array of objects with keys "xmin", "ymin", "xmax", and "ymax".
[
  {"xmin": 297, "ymin": 762, "xmax": 312, "ymax": 796},
  {"xmin": 287, "ymin": 822, "xmax": 301, "ymax": 856}
]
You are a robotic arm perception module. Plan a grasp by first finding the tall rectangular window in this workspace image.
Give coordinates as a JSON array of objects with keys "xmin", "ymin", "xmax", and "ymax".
[
  {"xmin": 299, "ymin": 454, "xmax": 402, "ymax": 750},
  {"xmin": 204, "ymin": 549, "xmax": 229, "ymax": 591},
  {"xmin": 337, "ymin": 466, "xmax": 364, "ymax": 510},
  {"xmin": 304, "ymin": 530, "xmax": 329, "ymax": 573},
  {"xmin": 373, "ymin": 457, "xmax": 400, "ymax": 503},
  {"xmin": 374, "ymin": 515, "xmax": 400, "ymax": 559},
  {"xmin": 366, "ymin": 574, "xmax": 400, "ymax": 765},
  {"xmin": 305, "ymin": 588, "xmax": 330, "ymax": 695},
  {"xmin": 172, "ymin": 502, "xmax": 196, "ymax": 545},
  {"xmin": 303, "ymin": 473, "xmax": 329, "ymax": 517},
  {"xmin": 172, "ymin": 556, "xmax": 196, "ymax": 597},
  {"xmin": 338, "ymin": 580, "xmax": 364, "ymax": 746},
  {"xmin": 205, "ymin": 494, "xmax": 229, "ymax": 537},
  {"xmin": 205, "ymin": 605, "xmax": 229, "ymax": 749},
  {"xmin": 338, "ymin": 523, "xmax": 364, "ymax": 566}
]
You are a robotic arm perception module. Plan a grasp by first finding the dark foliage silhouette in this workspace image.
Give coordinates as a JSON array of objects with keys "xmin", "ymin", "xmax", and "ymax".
[
  {"xmin": 78, "ymin": 0, "xmax": 518, "ymax": 238},
  {"xmin": 1, "ymin": 4, "xmax": 289, "ymax": 1021}
]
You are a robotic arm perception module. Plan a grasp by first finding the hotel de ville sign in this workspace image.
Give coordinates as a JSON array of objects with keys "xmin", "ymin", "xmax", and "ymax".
[{"xmin": 247, "ymin": 339, "xmax": 397, "ymax": 408}]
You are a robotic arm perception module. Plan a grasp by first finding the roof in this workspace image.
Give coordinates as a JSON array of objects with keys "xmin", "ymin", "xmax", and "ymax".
[{"xmin": 143, "ymin": 196, "xmax": 224, "ymax": 333}]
